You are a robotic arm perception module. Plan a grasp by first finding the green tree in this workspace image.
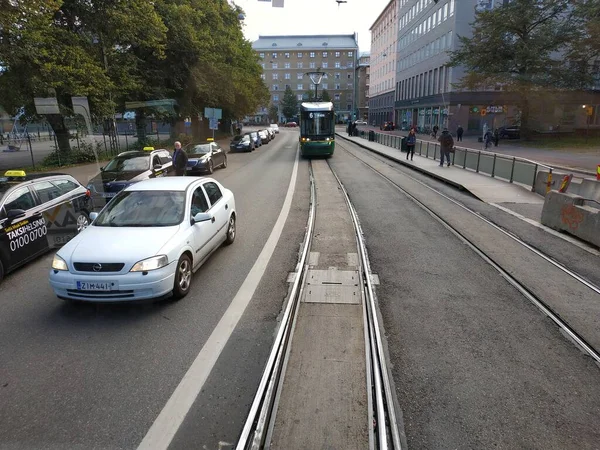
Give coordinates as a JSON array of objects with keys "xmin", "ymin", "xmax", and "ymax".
[
  {"xmin": 321, "ymin": 89, "xmax": 331, "ymax": 102},
  {"xmin": 268, "ymin": 104, "xmax": 279, "ymax": 123},
  {"xmin": 448, "ymin": 0, "xmax": 587, "ymax": 138},
  {"xmin": 0, "ymin": 0, "xmax": 167, "ymax": 154},
  {"xmin": 281, "ymin": 86, "xmax": 298, "ymax": 120}
]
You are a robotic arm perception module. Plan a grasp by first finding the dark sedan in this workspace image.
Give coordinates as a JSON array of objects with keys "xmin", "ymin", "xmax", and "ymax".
[
  {"xmin": 186, "ymin": 141, "xmax": 227, "ymax": 175},
  {"xmin": 87, "ymin": 149, "xmax": 173, "ymax": 209},
  {"xmin": 230, "ymin": 134, "xmax": 255, "ymax": 152},
  {"xmin": 499, "ymin": 125, "xmax": 520, "ymax": 139}
]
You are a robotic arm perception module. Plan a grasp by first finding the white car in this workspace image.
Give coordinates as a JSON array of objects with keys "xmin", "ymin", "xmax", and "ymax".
[
  {"xmin": 269, "ymin": 124, "xmax": 280, "ymax": 133},
  {"xmin": 48, "ymin": 177, "xmax": 236, "ymax": 302},
  {"xmin": 258, "ymin": 129, "xmax": 270, "ymax": 143},
  {"xmin": 355, "ymin": 120, "xmax": 368, "ymax": 125}
]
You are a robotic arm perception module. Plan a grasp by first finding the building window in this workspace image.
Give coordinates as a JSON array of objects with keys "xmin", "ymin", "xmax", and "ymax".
[
  {"xmin": 273, "ymin": 73, "xmax": 278, "ymax": 80},
  {"xmin": 323, "ymin": 73, "xmax": 328, "ymax": 79},
  {"xmin": 322, "ymin": 51, "xmax": 328, "ymax": 57},
  {"xmin": 348, "ymin": 61, "xmax": 354, "ymax": 68},
  {"xmin": 348, "ymin": 51, "xmax": 353, "ymax": 57},
  {"xmin": 335, "ymin": 61, "xmax": 341, "ymax": 68},
  {"xmin": 347, "ymin": 104, "xmax": 352, "ymax": 110},
  {"xmin": 261, "ymin": 63, "xmax": 265, "ymax": 69},
  {"xmin": 297, "ymin": 52, "xmax": 303, "ymax": 58},
  {"xmin": 284, "ymin": 62, "xmax": 291, "ymax": 69},
  {"xmin": 297, "ymin": 73, "xmax": 303, "ymax": 79},
  {"xmin": 273, "ymin": 94, "xmax": 279, "ymax": 101},
  {"xmin": 272, "ymin": 63, "xmax": 278, "ymax": 69},
  {"xmin": 335, "ymin": 84, "xmax": 341, "ymax": 89},
  {"xmin": 309, "ymin": 62, "xmax": 316, "ymax": 68},
  {"xmin": 335, "ymin": 51, "xmax": 340, "ymax": 57},
  {"xmin": 347, "ymin": 83, "xmax": 353, "ymax": 89},
  {"xmin": 322, "ymin": 83, "xmax": 328, "ymax": 89},
  {"xmin": 297, "ymin": 94, "xmax": 303, "ymax": 101},
  {"xmin": 285, "ymin": 73, "xmax": 291, "ymax": 80},
  {"xmin": 285, "ymin": 52, "xmax": 290, "ymax": 58},
  {"xmin": 322, "ymin": 62, "xmax": 328, "ymax": 68},
  {"xmin": 272, "ymin": 52, "xmax": 278, "ymax": 59},
  {"xmin": 285, "ymin": 84, "xmax": 291, "ymax": 89},
  {"xmin": 347, "ymin": 72, "xmax": 353, "ymax": 79},
  {"xmin": 297, "ymin": 84, "xmax": 303, "ymax": 90},
  {"xmin": 297, "ymin": 62, "xmax": 303, "ymax": 69},
  {"xmin": 334, "ymin": 93, "xmax": 340, "ymax": 100},
  {"xmin": 450, "ymin": 0, "xmax": 455, "ymax": 16},
  {"xmin": 335, "ymin": 72, "xmax": 341, "ymax": 79},
  {"xmin": 443, "ymin": 3, "xmax": 448, "ymax": 20},
  {"xmin": 259, "ymin": 52, "xmax": 265, "ymax": 59},
  {"xmin": 310, "ymin": 52, "xmax": 315, "ymax": 58}
]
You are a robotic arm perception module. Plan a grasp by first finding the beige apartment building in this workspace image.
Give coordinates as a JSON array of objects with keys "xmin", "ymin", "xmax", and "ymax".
[
  {"xmin": 355, "ymin": 52, "xmax": 370, "ymax": 121},
  {"xmin": 252, "ymin": 34, "xmax": 359, "ymax": 123}
]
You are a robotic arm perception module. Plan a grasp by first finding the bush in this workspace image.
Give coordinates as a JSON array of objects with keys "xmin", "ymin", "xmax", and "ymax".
[{"xmin": 42, "ymin": 141, "xmax": 107, "ymax": 167}]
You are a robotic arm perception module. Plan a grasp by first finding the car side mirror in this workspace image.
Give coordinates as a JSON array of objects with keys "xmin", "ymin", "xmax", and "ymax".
[
  {"xmin": 100, "ymin": 166, "xmax": 105, "ymax": 171},
  {"xmin": 193, "ymin": 212, "xmax": 212, "ymax": 223},
  {"xmin": 89, "ymin": 212, "xmax": 99, "ymax": 221},
  {"xmin": 6, "ymin": 209, "xmax": 26, "ymax": 221}
]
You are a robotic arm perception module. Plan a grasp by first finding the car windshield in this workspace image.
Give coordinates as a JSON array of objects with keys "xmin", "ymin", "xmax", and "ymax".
[
  {"xmin": 103, "ymin": 154, "xmax": 149, "ymax": 172},
  {"xmin": 189, "ymin": 144, "xmax": 211, "ymax": 155},
  {"xmin": 241, "ymin": 135, "xmax": 251, "ymax": 142},
  {"xmin": 232, "ymin": 135, "xmax": 243, "ymax": 141},
  {"xmin": 94, "ymin": 190, "xmax": 185, "ymax": 227}
]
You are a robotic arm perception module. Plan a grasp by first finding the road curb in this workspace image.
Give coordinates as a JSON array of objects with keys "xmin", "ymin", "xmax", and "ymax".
[{"xmin": 335, "ymin": 133, "xmax": 482, "ymax": 201}]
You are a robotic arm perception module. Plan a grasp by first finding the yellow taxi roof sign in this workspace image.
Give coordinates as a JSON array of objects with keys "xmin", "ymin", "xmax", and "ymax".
[
  {"xmin": 5, "ymin": 170, "xmax": 26, "ymax": 177},
  {"xmin": 206, "ymin": 138, "xmax": 214, "ymax": 142},
  {"xmin": 143, "ymin": 146, "xmax": 155, "ymax": 151}
]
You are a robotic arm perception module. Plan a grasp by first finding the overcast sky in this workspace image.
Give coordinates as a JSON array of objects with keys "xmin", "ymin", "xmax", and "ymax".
[{"xmin": 233, "ymin": 0, "xmax": 392, "ymax": 52}]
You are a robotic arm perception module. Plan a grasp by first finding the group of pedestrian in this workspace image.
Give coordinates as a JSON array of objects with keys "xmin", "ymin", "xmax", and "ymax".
[{"xmin": 403, "ymin": 124, "xmax": 455, "ymax": 167}]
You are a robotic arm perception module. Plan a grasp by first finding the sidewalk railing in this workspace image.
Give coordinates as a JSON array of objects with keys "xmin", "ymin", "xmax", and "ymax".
[{"xmin": 354, "ymin": 130, "xmax": 553, "ymax": 192}]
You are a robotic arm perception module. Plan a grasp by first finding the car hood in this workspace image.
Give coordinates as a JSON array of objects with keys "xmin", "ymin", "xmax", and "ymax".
[
  {"xmin": 90, "ymin": 170, "xmax": 146, "ymax": 183},
  {"xmin": 59, "ymin": 224, "xmax": 181, "ymax": 265}
]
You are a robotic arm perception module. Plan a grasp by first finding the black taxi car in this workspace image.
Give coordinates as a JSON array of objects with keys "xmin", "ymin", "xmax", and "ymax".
[
  {"xmin": 0, "ymin": 170, "xmax": 93, "ymax": 281},
  {"xmin": 87, "ymin": 147, "xmax": 174, "ymax": 209}
]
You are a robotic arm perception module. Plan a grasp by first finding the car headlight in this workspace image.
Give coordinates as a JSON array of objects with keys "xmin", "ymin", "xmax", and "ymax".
[
  {"xmin": 52, "ymin": 254, "xmax": 68, "ymax": 271},
  {"xmin": 130, "ymin": 255, "xmax": 168, "ymax": 272}
]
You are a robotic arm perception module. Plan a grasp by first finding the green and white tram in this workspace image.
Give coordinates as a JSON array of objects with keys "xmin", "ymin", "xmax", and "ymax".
[{"xmin": 299, "ymin": 102, "xmax": 335, "ymax": 157}]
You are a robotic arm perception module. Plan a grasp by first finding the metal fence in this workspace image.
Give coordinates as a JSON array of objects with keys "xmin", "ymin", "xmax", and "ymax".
[{"xmin": 355, "ymin": 130, "xmax": 553, "ymax": 192}]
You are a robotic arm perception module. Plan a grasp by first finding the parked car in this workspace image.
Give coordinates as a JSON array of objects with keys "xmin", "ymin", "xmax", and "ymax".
[
  {"xmin": 355, "ymin": 120, "xmax": 368, "ymax": 125},
  {"xmin": 230, "ymin": 134, "xmax": 255, "ymax": 152},
  {"xmin": 380, "ymin": 122, "xmax": 395, "ymax": 131},
  {"xmin": 0, "ymin": 170, "xmax": 93, "ymax": 281},
  {"xmin": 285, "ymin": 122, "xmax": 297, "ymax": 127},
  {"xmin": 87, "ymin": 148, "xmax": 174, "ymax": 209},
  {"xmin": 258, "ymin": 129, "xmax": 270, "ymax": 143},
  {"xmin": 248, "ymin": 131, "xmax": 262, "ymax": 147},
  {"xmin": 266, "ymin": 128, "xmax": 275, "ymax": 140},
  {"xmin": 186, "ymin": 141, "xmax": 227, "ymax": 175},
  {"xmin": 499, "ymin": 125, "xmax": 520, "ymax": 139},
  {"xmin": 269, "ymin": 124, "xmax": 280, "ymax": 133},
  {"xmin": 49, "ymin": 177, "xmax": 237, "ymax": 302}
]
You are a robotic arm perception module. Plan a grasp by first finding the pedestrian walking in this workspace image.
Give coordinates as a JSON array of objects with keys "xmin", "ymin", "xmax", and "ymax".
[
  {"xmin": 484, "ymin": 129, "xmax": 493, "ymax": 150},
  {"xmin": 456, "ymin": 125, "xmax": 464, "ymax": 142},
  {"xmin": 493, "ymin": 128, "xmax": 499, "ymax": 147},
  {"xmin": 172, "ymin": 141, "xmax": 188, "ymax": 176},
  {"xmin": 432, "ymin": 125, "xmax": 439, "ymax": 139},
  {"xmin": 406, "ymin": 128, "xmax": 416, "ymax": 161},
  {"xmin": 438, "ymin": 128, "xmax": 454, "ymax": 167}
]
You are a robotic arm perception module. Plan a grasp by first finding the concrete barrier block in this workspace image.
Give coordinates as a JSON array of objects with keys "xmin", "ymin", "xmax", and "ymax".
[
  {"xmin": 579, "ymin": 179, "xmax": 600, "ymax": 202},
  {"xmin": 541, "ymin": 191, "xmax": 600, "ymax": 247}
]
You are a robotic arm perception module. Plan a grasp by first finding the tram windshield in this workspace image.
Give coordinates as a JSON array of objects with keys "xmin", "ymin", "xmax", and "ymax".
[{"xmin": 301, "ymin": 111, "xmax": 334, "ymax": 137}]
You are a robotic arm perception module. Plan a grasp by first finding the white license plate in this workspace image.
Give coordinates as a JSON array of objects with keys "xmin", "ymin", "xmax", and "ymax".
[
  {"xmin": 76, "ymin": 281, "xmax": 118, "ymax": 291},
  {"xmin": 101, "ymin": 192, "xmax": 116, "ymax": 198}
]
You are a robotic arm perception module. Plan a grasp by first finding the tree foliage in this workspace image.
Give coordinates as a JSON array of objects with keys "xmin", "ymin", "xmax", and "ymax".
[
  {"xmin": 0, "ymin": 0, "xmax": 268, "ymax": 152},
  {"xmin": 268, "ymin": 104, "xmax": 279, "ymax": 123},
  {"xmin": 321, "ymin": 90, "xmax": 331, "ymax": 102},
  {"xmin": 448, "ymin": 0, "xmax": 592, "ymax": 137},
  {"xmin": 281, "ymin": 86, "xmax": 298, "ymax": 120}
]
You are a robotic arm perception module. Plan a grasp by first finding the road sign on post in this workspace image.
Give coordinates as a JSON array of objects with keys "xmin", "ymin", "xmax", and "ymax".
[
  {"xmin": 209, "ymin": 118, "xmax": 219, "ymax": 130},
  {"xmin": 204, "ymin": 107, "xmax": 222, "ymax": 120}
]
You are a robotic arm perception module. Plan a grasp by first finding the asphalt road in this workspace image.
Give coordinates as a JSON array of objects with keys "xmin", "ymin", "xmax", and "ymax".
[
  {"xmin": 0, "ymin": 129, "xmax": 310, "ymax": 449},
  {"xmin": 331, "ymin": 139, "xmax": 600, "ymax": 449}
]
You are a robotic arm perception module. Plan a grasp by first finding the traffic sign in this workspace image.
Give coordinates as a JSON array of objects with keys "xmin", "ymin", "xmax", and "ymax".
[
  {"xmin": 204, "ymin": 107, "xmax": 222, "ymax": 120},
  {"xmin": 209, "ymin": 118, "xmax": 219, "ymax": 130}
]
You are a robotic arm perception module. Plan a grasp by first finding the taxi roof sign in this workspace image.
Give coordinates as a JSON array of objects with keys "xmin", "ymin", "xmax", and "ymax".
[
  {"xmin": 206, "ymin": 138, "xmax": 214, "ymax": 142},
  {"xmin": 143, "ymin": 146, "xmax": 155, "ymax": 151},
  {"xmin": 4, "ymin": 170, "xmax": 26, "ymax": 178}
]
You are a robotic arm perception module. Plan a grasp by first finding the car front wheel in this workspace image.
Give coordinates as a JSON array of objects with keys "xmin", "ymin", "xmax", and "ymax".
[
  {"xmin": 76, "ymin": 211, "xmax": 90, "ymax": 232},
  {"xmin": 222, "ymin": 156, "xmax": 227, "ymax": 168},
  {"xmin": 172, "ymin": 254, "xmax": 192, "ymax": 299},
  {"xmin": 224, "ymin": 214, "xmax": 236, "ymax": 245},
  {"xmin": 207, "ymin": 160, "xmax": 214, "ymax": 174}
]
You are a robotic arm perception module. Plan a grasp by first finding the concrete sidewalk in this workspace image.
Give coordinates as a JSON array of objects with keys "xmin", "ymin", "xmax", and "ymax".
[
  {"xmin": 337, "ymin": 132, "xmax": 544, "ymax": 206},
  {"xmin": 352, "ymin": 125, "xmax": 599, "ymax": 175}
]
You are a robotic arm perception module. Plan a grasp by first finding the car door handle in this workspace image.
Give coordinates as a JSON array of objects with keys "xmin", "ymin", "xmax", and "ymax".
[
  {"xmin": 225, "ymin": 204, "xmax": 228, "ymax": 210},
  {"xmin": 211, "ymin": 217, "xmax": 215, "ymax": 223}
]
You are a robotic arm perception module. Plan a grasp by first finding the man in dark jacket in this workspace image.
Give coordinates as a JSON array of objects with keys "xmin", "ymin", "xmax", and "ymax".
[
  {"xmin": 456, "ymin": 125, "xmax": 464, "ymax": 141},
  {"xmin": 438, "ymin": 128, "xmax": 454, "ymax": 167},
  {"xmin": 173, "ymin": 141, "xmax": 188, "ymax": 176}
]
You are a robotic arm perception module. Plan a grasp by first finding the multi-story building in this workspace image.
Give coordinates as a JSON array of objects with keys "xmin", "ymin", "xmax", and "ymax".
[
  {"xmin": 355, "ymin": 52, "xmax": 370, "ymax": 121},
  {"xmin": 252, "ymin": 34, "xmax": 359, "ymax": 123},
  {"xmin": 369, "ymin": 0, "xmax": 398, "ymax": 127}
]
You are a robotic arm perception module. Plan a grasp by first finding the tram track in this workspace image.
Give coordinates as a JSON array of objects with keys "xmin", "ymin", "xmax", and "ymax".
[
  {"xmin": 236, "ymin": 157, "xmax": 403, "ymax": 450},
  {"xmin": 335, "ymin": 138, "xmax": 600, "ymax": 366}
]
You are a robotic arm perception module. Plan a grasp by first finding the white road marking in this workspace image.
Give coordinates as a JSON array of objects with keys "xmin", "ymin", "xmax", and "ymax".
[
  {"xmin": 489, "ymin": 202, "xmax": 600, "ymax": 257},
  {"xmin": 137, "ymin": 146, "xmax": 300, "ymax": 450}
]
